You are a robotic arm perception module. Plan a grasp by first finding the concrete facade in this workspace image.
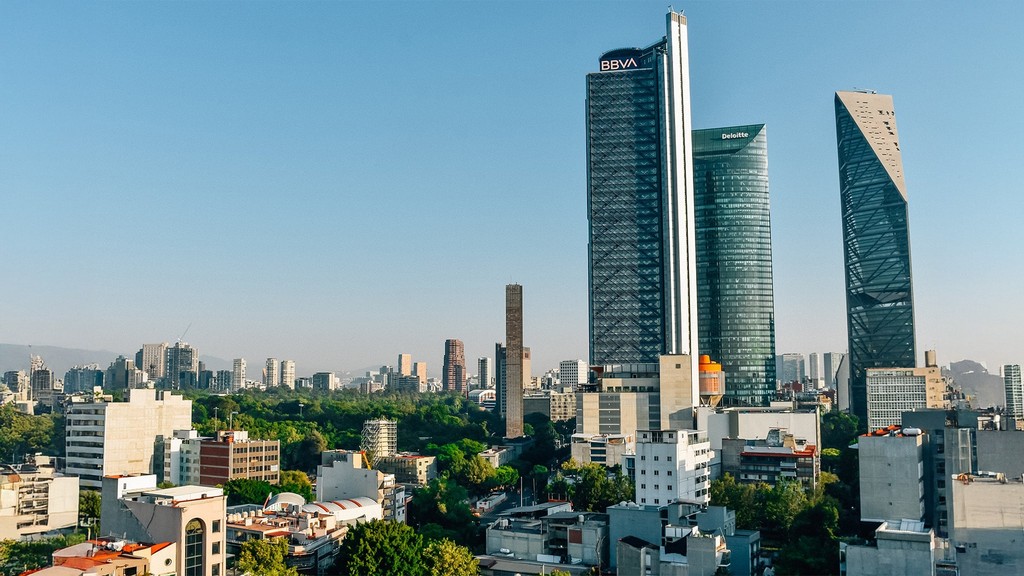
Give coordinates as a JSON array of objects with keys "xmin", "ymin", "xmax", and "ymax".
[
  {"xmin": 865, "ymin": 366, "xmax": 946, "ymax": 430},
  {"xmin": 858, "ymin": 428, "xmax": 925, "ymax": 523},
  {"xmin": 523, "ymin": 390, "xmax": 576, "ymax": 422},
  {"xmin": 631, "ymin": 429, "xmax": 711, "ymax": 506},
  {"xmin": 0, "ymin": 456, "xmax": 79, "ymax": 539},
  {"xmin": 842, "ymin": 520, "xmax": 937, "ymax": 576},
  {"xmin": 950, "ymin": 474, "xmax": 1024, "ymax": 575},
  {"xmin": 698, "ymin": 406, "xmax": 819, "ymax": 479},
  {"xmin": 375, "ymin": 454, "xmax": 437, "ymax": 486},
  {"xmin": 316, "ymin": 450, "xmax": 405, "ymax": 523},
  {"xmin": 65, "ymin": 389, "xmax": 193, "ymax": 488},
  {"xmin": 101, "ymin": 475, "xmax": 226, "ymax": 576}
]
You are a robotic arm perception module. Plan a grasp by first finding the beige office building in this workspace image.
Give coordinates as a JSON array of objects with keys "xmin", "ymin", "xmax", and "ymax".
[
  {"xmin": 65, "ymin": 389, "xmax": 193, "ymax": 488},
  {"xmin": 865, "ymin": 366, "xmax": 946, "ymax": 430},
  {"xmin": 102, "ymin": 474, "xmax": 226, "ymax": 576}
]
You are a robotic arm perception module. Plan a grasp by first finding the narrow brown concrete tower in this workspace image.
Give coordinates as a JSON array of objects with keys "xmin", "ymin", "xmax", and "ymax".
[{"xmin": 505, "ymin": 284, "xmax": 524, "ymax": 439}]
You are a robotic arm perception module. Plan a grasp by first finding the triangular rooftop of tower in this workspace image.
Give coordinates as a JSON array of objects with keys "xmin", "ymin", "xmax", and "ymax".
[{"xmin": 836, "ymin": 91, "xmax": 907, "ymax": 201}]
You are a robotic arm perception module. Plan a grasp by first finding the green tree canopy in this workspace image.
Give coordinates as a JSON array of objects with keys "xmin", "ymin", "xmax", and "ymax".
[
  {"xmin": 554, "ymin": 461, "xmax": 633, "ymax": 512},
  {"xmin": 422, "ymin": 538, "xmax": 478, "ymax": 576},
  {"xmin": 0, "ymin": 534, "xmax": 86, "ymax": 575},
  {"xmin": 237, "ymin": 536, "xmax": 298, "ymax": 576},
  {"xmin": 408, "ymin": 478, "xmax": 478, "ymax": 545},
  {"xmin": 335, "ymin": 520, "xmax": 425, "ymax": 576},
  {"xmin": 279, "ymin": 470, "xmax": 314, "ymax": 501},
  {"xmin": 0, "ymin": 404, "xmax": 55, "ymax": 460}
]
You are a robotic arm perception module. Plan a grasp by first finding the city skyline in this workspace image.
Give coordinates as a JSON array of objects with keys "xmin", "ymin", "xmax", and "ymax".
[{"xmin": 2, "ymin": 2, "xmax": 1021, "ymax": 375}]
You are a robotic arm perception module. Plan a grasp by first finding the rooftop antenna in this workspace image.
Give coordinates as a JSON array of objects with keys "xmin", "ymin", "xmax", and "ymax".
[{"xmin": 177, "ymin": 322, "xmax": 193, "ymax": 344}]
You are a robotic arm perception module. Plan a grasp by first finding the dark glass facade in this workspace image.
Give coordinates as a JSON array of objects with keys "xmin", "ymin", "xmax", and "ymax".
[
  {"xmin": 693, "ymin": 125, "xmax": 776, "ymax": 406},
  {"xmin": 835, "ymin": 92, "xmax": 916, "ymax": 428},
  {"xmin": 587, "ymin": 54, "xmax": 665, "ymax": 366}
]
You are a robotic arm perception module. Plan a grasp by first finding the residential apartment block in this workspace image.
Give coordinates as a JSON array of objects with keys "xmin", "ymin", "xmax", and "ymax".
[{"xmin": 65, "ymin": 389, "xmax": 192, "ymax": 488}]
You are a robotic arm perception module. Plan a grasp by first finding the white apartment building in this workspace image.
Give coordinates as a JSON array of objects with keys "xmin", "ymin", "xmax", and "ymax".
[
  {"xmin": 65, "ymin": 389, "xmax": 192, "ymax": 488},
  {"xmin": 1004, "ymin": 364, "xmax": 1023, "ymax": 420},
  {"xmin": 264, "ymin": 357, "xmax": 279, "ymax": 388},
  {"xmin": 280, "ymin": 360, "xmax": 296, "ymax": 390},
  {"xmin": 317, "ymin": 450, "xmax": 405, "ymax": 523},
  {"xmin": 163, "ymin": 429, "xmax": 203, "ymax": 486},
  {"xmin": 866, "ymin": 366, "xmax": 945, "ymax": 430},
  {"xmin": 0, "ymin": 456, "xmax": 79, "ymax": 539},
  {"xmin": 630, "ymin": 429, "xmax": 712, "ymax": 507},
  {"xmin": 560, "ymin": 359, "xmax": 588, "ymax": 389},
  {"xmin": 232, "ymin": 358, "xmax": 246, "ymax": 392}
]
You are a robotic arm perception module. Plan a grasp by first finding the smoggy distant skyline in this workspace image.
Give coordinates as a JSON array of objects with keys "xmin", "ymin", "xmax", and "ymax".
[{"xmin": 1, "ymin": 1, "xmax": 1021, "ymax": 377}]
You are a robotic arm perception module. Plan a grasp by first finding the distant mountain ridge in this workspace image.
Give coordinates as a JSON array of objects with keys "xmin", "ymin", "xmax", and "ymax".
[{"xmin": 0, "ymin": 343, "xmax": 230, "ymax": 376}]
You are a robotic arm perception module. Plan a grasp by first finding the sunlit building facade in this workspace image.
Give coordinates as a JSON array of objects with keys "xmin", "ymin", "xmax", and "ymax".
[
  {"xmin": 835, "ymin": 91, "xmax": 917, "ymax": 427},
  {"xmin": 693, "ymin": 124, "xmax": 775, "ymax": 406},
  {"xmin": 586, "ymin": 11, "xmax": 698, "ymax": 372}
]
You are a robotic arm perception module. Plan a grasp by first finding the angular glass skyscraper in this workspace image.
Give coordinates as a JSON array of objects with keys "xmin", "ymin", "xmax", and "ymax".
[
  {"xmin": 693, "ymin": 124, "xmax": 775, "ymax": 406},
  {"xmin": 835, "ymin": 91, "xmax": 917, "ymax": 428},
  {"xmin": 587, "ymin": 11, "xmax": 697, "ymax": 368}
]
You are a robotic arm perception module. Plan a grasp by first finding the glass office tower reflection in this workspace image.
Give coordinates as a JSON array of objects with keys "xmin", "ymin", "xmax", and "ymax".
[
  {"xmin": 835, "ymin": 91, "xmax": 917, "ymax": 428},
  {"xmin": 693, "ymin": 125, "xmax": 776, "ymax": 406}
]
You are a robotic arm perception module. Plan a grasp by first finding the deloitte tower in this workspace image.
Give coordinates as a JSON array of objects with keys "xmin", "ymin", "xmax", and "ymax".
[{"xmin": 586, "ymin": 11, "xmax": 698, "ymax": 374}]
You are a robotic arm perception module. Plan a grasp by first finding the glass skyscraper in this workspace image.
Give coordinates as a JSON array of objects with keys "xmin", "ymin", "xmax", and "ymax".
[
  {"xmin": 693, "ymin": 126, "xmax": 776, "ymax": 406},
  {"xmin": 586, "ymin": 11, "xmax": 697, "ymax": 368},
  {"xmin": 835, "ymin": 91, "xmax": 917, "ymax": 428}
]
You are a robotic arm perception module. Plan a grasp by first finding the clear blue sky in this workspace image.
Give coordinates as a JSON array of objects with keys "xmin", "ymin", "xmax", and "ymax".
[{"xmin": 1, "ymin": 1, "xmax": 1021, "ymax": 377}]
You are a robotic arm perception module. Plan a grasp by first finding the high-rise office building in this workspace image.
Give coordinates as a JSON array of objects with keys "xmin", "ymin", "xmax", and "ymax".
[
  {"xmin": 136, "ymin": 343, "xmax": 168, "ymax": 381},
  {"xmin": 397, "ymin": 354, "xmax": 413, "ymax": 376},
  {"xmin": 312, "ymin": 372, "xmax": 337, "ymax": 391},
  {"xmin": 505, "ymin": 284, "xmax": 525, "ymax": 438},
  {"xmin": 165, "ymin": 342, "xmax": 199, "ymax": 389},
  {"xmin": 232, "ymin": 358, "xmax": 246, "ymax": 392},
  {"xmin": 693, "ymin": 124, "xmax": 775, "ymax": 406},
  {"xmin": 413, "ymin": 362, "xmax": 427, "ymax": 387},
  {"xmin": 214, "ymin": 370, "xmax": 232, "ymax": 392},
  {"xmin": 442, "ymin": 339, "xmax": 466, "ymax": 393},
  {"xmin": 808, "ymin": 352, "xmax": 822, "ymax": 387},
  {"xmin": 1005, "ymin": 364, "xmax": 1023, "ymax": 420},
  {"xmin": 478, "ymin": 357, "xmax": 494, "ymax": 389},
  {"xmin": 823, "ymin": 352, "xmax": 844, "ymax": 389},
  {"xmin": 587, "ymin": 11, "xmax": 697, "ymax": 374},
  {"xmin": 64, "ymin": 365, "xmax": 103, "ymax": 394},
  {"xmin": 777, "ymin": 353, "xmax": 806, "ymax": 385},
  {"xmin": 264, "ymin": 358, "xmax": 279, "ymax": 388},
  {"xmin": 105, "ymin": 355, "xmax": 135, "ymax": 392},
  {"xmin": 280, "ymin": 360, "xmax": 296, "ymax": 389},
  {"xmin": 836, "ymin": 90, "xmax": 917, "ymax": 427}
]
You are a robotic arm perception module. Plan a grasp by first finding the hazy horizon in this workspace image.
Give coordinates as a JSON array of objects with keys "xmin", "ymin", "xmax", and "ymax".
[{"xmin": 2, "ymin": 2, "xmax": 1020, "ymax": 376}]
